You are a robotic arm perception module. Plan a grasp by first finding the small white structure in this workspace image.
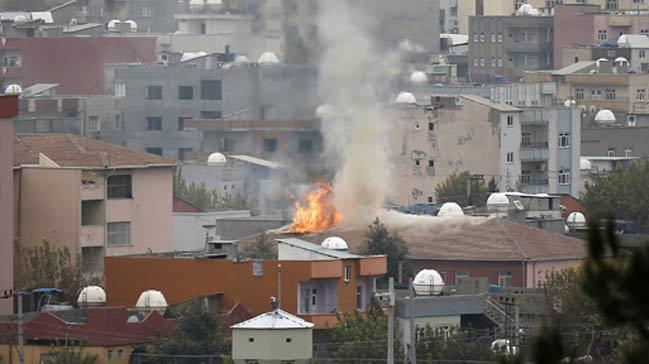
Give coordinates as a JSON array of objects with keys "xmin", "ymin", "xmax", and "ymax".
[
  {"xmin": 410, "ymin": 71, "xmax": 428, "ymax": 85},
  {"xmin": 207, "ymin": 152, "xmax": 227, "ymax": 167},
  {"xmin": 491, "ymin": 339, "xmax": 518, "ymax": 356},
  {"xmin": 189, "ymin": 0, "xmax": 205, "ymax": 12},
  {"xmin": 77, "ymin": 286, "xmax": 106, "ymax": 307},
  {"xmin": 258, "ymin": 51, "xmax": 280, "ymax": 65},
  {"xmin": 13, "ymin": 14, "xmax": 27, "ymax": 23},
  {"xmin": 437, "ymin": 202, "xmax": 464, "ymax": 216},
  {"xmin": 124, "ymin": 19, "xmax": 137, "ymax": 32},
  {"xmin": 135, "ymin": 289, "xmax": 168, "ymax": 314},
  {"xmin": 413, "ymin": 269, "xmax": 445, "ymax": 296},
  {"xmin": 580, "ymin": 158, "xmax": 592, "ymax": 171},
  {"xmin": 566, "ymin": 212, "xmax": 587, "ymax": 229},
  {"xmin": 107, "ymin": 19, "xmax": 121, "ymax": 32},
  {"xmin": 516, "ymin": 3, "xmax": 539, "ymax": 16},
  {"xmin": 205, "ymin": 0, "xmax": 223, "ymax": 10},
  {"xmin": 614, "ymin": 56, "xmax": 629, "ymax": 65},
  {"xmin": 594, "ymin": 109, "xmax": 616, "ymax": 125},
  {"xmin": 315, "ymin": 104, "xmax": 334, "ymax": 119},
  {"xmin": 234, "ymin": 55, "xmax": 250, "ymax": 63},
  {"xmin": 4, "ymin": 84, "xmax": 23, "ymax": 95},
  {"xmin": 231, "ymin": 309, "xmax": 314, "ymax": 364},
  {"xmin": 321, "ymin": 236, "xmax": 348, "ymax": 251},
  {"xmin": 486, "ymin": 193, "xmax": 510, "ymax": 212},
  {"xmin": 395, "ymin": 91, "xmax": 416, "ymax": 105}
]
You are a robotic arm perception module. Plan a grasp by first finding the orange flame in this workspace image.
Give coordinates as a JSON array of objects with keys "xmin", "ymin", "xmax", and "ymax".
[{"xmin": 289, "ymin": 182, "xmax": 343, "ymax": 233}]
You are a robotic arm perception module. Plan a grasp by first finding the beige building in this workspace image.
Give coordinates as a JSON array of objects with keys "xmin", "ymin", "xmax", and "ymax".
[
  {"xmin": 231, "ymin": 308, "xmax": 314, "ymax": 364},
  {"xmin": 13, "ymin": 134, "xmax": 175, "ymax": 273}
]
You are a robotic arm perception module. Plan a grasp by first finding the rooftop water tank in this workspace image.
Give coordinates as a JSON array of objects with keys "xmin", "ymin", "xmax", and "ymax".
[
  {"xmin": 207, "ymin": 152, "xmax": 227, "ymax": 166},
  {"xmin": 124, "ymin": 19, "xmax": 137, "ymax": 32},
  {"xmin": 4, "ymin": 84, "xmax": 22, "ymax": 95},
  {"xmin": 486, "ymin": 193, "xmax": 510, "ymax": 212},
  {"xmin": 413, "ymin": 269, "xmax": 445, "ymax": 296},
  {"xmin": 566, "ymin": 212, "xmax": 586, "ymax": 229},
  {"xmin": 77, "ymin": 286, "xmax": 106, "ymax": 307},
  {"xmin": 410, "ymin": 71, "xmax": 428, "ymax": 85},
  {"xmin": 107, "ymin": 19, "xmax": 121, "ymax": 32},
  {"xmin": 258, "ymin": 51, "xmax": 279, "ymax": 65},
  {"xmin": 135, "ymin": 289, "xmax": 168, "ymax": 314},
  {"xmin": 321, "ymin": 236, "xmax": 348, "ymax": 251},
  {"xmin": 395, "ymin": 91, "xmax": 416, "ymax": 105},
  {"xmin": 594, "ymin": 109, "xmax": 616, "ymax": 125},
  {"xmin": 437, "ymin": 202, "xmax": 464, "ymax": 217}
]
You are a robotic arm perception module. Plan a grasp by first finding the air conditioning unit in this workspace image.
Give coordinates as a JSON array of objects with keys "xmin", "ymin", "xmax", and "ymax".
[{"xmin": 627, "ymin": 114, "xmax": 637, "ymax": 126}]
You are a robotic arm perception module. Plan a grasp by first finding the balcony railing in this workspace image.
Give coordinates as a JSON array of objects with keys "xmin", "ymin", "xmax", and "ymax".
[
  {"xmin": 81, "ymin": 178, "xmax": 104, "ymax": 200},
  {"xmin": 520, "ymin": 143, "xmax": 549, "ymax": 162},
  {"xmin": 79, "ymin": 225, "xmax": 104, "ymax": 248}
]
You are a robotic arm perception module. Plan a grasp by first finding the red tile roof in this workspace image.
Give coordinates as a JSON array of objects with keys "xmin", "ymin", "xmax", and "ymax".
[
  {"xmin": 173, "ymin": 197, "xmax": 202, "ymax": 213},
  {"xmin": 242, "ymin": 217, "xmax": 587, "ymax": 262},
  {"xmin": 14, "ymin": 134, "xmax": 176, "ymax": 168}
]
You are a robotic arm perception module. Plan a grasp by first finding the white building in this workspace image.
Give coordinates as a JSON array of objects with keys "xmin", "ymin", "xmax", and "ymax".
[{"xmin": 231, "ymin": 309, "xmax": 314, "ymax": 364}]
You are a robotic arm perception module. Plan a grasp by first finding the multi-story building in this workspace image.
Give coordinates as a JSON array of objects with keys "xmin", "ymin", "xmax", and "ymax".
[
  {"xmin": 102, "ymin": 57, "xmax": 318, "ymax": 160},
  {"xmin": 468, "ymin": 14, "xmax": 554, "ymax": 83},
  {"xmin": 0, "ymin": 95, "xmax": 18, "ymax": 315},
  {"xmin": 582, "ymin": 126, "xmax": 649, "ymax": 157},
  {"xmin": 13, "ymin": 134, "xmax": 176, "ymax": 273},
  {"xmin": 440, "ymin": 0, "xmax": 460, "ymax": 34},
  {"xmin": 388, "ymin": 94, "xmax": 580, "ymax": 205},
  {"xmin": 561, "ymin": 34, "xmax": 649, "ymax": 73}
]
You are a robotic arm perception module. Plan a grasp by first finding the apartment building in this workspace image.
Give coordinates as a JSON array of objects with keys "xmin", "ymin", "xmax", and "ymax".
[
  {"xmin": 468, "ymin": 15, "xmax": 554, "ymax": 83},
  {"xmin": 105, "ymin": 238, "xmax": 387, "ymax": 329},
  {"xmin": 13, "ymin": 134, "xmax": 175, "ymax": 273},
  {"xmin": 388, "ymin": 94, "xmax": 580, "ymax": 205},
  {"xmin": 102, "ymin": 57, "xmax": 318, "ymax": 160},
  {"xmin": 0, "ymin": 95, "xmax": 18, "ymax": 315}
]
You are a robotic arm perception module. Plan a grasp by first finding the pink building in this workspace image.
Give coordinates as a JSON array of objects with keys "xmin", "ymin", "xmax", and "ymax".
[
  {"xmin": 13, "ymin": 134, "xmax": 176, "ymax": 275},
  {"xmin": 0, "ymin": 96, "xmax": 18, "ymax": 315},
  {"xmin": 555, "ymin": 4, "xmax": 649, "ymax": 68}
]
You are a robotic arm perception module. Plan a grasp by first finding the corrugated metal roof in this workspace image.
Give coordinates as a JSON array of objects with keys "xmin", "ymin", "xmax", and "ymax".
[
  {"xmin": 460, "ymin": 95, "xmax": 521, "ymax": 112},
  {"xmin": 277, "ymin": 237, "xmax": 361, "ymax": 259},
  {"xmin": 231, "ymin": 309, "xmax": 314, "ymax": 329},
  {"xmin": 229, "ymin": 154, "xmax": 284, "ymax": 169},
  {"xmin": 22, "ymin": 83, "xmax": 59, "ymax": 96}
]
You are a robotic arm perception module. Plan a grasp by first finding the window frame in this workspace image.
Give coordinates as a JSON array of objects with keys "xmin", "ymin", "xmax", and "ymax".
[
  {"xmin": 146, "ymin": 85, "xmax": 162, "ymax": 100},
  {"xmin": 344, "ymin": 265, "xmax": 351, "ymax": 282},
  {"xmin": 263, "ymin": 138, "xmax": 278, "ymax": 153},
  {"xmin": 178, "ymin": 85, "xmax": 194, "ymax": 100},
  {"xmin": 506, "ymin": 152, "xmax": 514, "ymax": 163},
  {"xmin": 146, "ymin": 117, "xmax": 162, "ymax": 131},
  {"xmin": 498, "ymin": 270, "xmax": 512, "ymax": 288},
  {"xmin": 107, "ymin": 175, "xmax": 132, "ymax": 199},
  {"xmin": 559, "ymin": 132, "xmax": 570, "ymax": 148},
  {"xmin": 107, "ymin": 221, "xmax": 132, "ymax": 246},
  {"xmin": 200, "ymin": 80, "xmax": 222, "ymax": 100}
]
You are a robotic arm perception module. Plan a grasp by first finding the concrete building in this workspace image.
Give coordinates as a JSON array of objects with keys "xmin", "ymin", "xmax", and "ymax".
[
  {"xmin": 440, "ymin": 0, "xmax": 460, "ymax": 34},
  {"xmin": 468, "ymin": 14, "xmax": 554, "ymax": 83},
  {"xmin": 231, "ymin": 309, "xmax": 314, "ymax": 364},
  {"xmin": 102, "ymin": 58, "xmax": 319, "ymax": 160},
  {"xmin": 0, "ymin": 95, "xmax": 18, "ymax": 315},
  {"xmin": 388, "ymin": 94, "xmax": 580, "ymax": 206},
  {"xmin": 13, "ymin": 134, "xmax": 176, "ymax": 273},
  {"xmin": 582, "ymin": 126, "xmax": 649, "ymax": 157},
  {"xmin": 104, "ymin": 242, "xmax": 387, "ymax": 329}
]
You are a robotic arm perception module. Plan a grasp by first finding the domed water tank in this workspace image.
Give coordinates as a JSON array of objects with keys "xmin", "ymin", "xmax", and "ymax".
[
  {"xmin": 614, "ymin": 56, "xmax": 629, "ymax": 64},
  {"xmin": 410, "ymin": 71, "xmax": 428, "ymax": 85},
  {"xmin": 136, "ymin": 289, "xmax": 168, "ymax": 314},
  {"xmin": 13, "ymin": 15, "xmax": 27, "ymax": 24},
  {"xmin": 124, "ymin": 19, "xmax": 137, "ymax": 32},
  {"xmin": 395, "ymin": 91, "xmax": 416, "ymax": 105},
  {"xmin": 234, "ymin": 55, "xmax": 249, "ymax": 63},
  {"xmin": 4, "ymin": 84, "xmax": 22, "ymax": 95},
  {"xmin": 321, "ymin": 236, "xmax": 348, "ymax": 251},
  {"xmin": 580, "ymin": 158, "xmax": 592, "ymax": 171},
  {"xmin": 566, "ymin": 212, "xmax": 586, "ymax": 229},
  {"xmin": 77, "ymin": 286, "xmax": 106, "ymax": 307},
  {"xmin": 437, "ymin": 202, "xmax": 464, "ymax": 217},
  {"xmin": 486, "ymin": 193, "xmax": 510, "ymax": 211},
  {"xmin": 207, "ymin": 152, "xmax": 227, "ymax": 166},
  {"xmin": 189, "ymin": 0, "xmax": 205, "ymax": 12},
  {"xmin": 258, "ymin": 51, "xmax": 279, "ymax": 65},
  {"xmin": 594, "ymin": 109, "xmax": 616, "ymax": 125},
  {"xmin": 617, "ymin": 34, "xmax": 628, "ymax": 45},
  {"xmin": 413, "ymin": 269, "xmax": 445, "ymax": 296}
]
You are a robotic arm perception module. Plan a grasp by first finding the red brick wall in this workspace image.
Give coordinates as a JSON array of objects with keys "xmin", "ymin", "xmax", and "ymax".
[
  {"xmin": 407, "ymin": 259, "xmax": 525, "ymax": 287},
  {"xmin": 554, "ymin": 5, "xmax": 597, "ymax": 68}
]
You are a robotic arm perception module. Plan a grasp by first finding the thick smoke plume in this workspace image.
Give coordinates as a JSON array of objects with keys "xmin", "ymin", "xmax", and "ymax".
[{"xmin": 318, "ymin": 0, "xmax": 398, "ymax": 228}]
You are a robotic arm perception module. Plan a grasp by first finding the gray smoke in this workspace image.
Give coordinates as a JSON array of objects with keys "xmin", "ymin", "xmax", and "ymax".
[{"xmin": 317, "ymin": 0, "xmax": 399, "ymax": 228}]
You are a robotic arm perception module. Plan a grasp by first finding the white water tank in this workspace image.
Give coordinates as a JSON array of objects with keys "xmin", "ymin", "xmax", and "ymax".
[
  {"xmin": 410, "ymin": 71, "xmax": 428, "ymax": 85},
  {"xmin": 4, "ymin": 84, "xmax": 22, "ymax": 95},
  {"xmin": 234, "ymin": 55, "xmax": 250, "ymax": 63},
  {"xmin": 136, "ymin": 289, "xmax": 168, "ymax": 314},
  {"xmin": 315, "ymin": 104, "xmax": 334, "ymax": 119},
  {"xmin": 594, "ymin": 109, "xmax": 616, "ymax": 125},
  {"xmin": 258, "ymin": 51, "xmax": 280, "ymax": 65},
  {"xmin": 321, "ymin": 236, "xmax": 348, "ymax": 251},
  {"xmin": 124, "ymin": 19, "xmax": 137, "ymax": 32},
  {"xmin": 107, "ymin": 19, "xmax": 121, "ymax": 32},
  {"xmin": 395, "ymin": 91, "xmax": 416, "ymax": 105},
  {"xmin": 580, "ymin": 158, "xmax": 592, "ymax": 171},
  {"xmin": 437, "ymin": 202, "xmax": 464, "ymax": 217},
  {"xmin": 413, "ymin": 269, "xmax": 445, "ymax": 296},
  {"xmin": 566, "ymin": 212, "xmax": 586, "ymax": 229},
  {"xmin": 207, "ymin": 152, "xmax": 227, "ymax": 166},
  {"xmin": 77, "ymin": 286, "xmax": 106, "ymax": 307},
  {"xmin": 486, "ymin": 193, "xmax": 510, "ymax": 212}
]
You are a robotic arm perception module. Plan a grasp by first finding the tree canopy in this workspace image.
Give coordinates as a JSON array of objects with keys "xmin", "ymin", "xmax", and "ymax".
[
  {"xmin": 580, "ymin": 160, "xmax": 649, "ymax": 225},
  {"xmin": 45, "ymin": 349, "xmax": 99, "ymax": 364},
  {"xmin": 363, "ymin": 218, "xmax": 408, "ymax": 280},
  {"xmin": 243, "ymin": 232, "xmax": 275, "ymax": 259},
  {"xmin": 435, "ymin": 171, "xmax": 491, "ymax": 207},
  {"xmin": 174, "ymin": 169, "xmax": 256, "ymax": 213}
]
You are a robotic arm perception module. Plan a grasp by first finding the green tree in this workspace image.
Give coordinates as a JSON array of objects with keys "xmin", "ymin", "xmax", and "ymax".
[
  {"xmin": 150, "ymin": 300, "xmax": 230, "ymax": 363},
  {"xmin": 580, "ymin": 160, "xmax": 649, "ymax": 225},
  {"xmin": 416, "ymin": 326, "xmax": 495, "ymax": 362},
  {"xmin": 174, "ymin": 169, "xmax": 257, "ymax": 213},
  {"xmin": 363, "ymin": 218, "xmax": 408, "ymax": 280},
  {"xmin": 243, "ymin": 232, "xmax": 275, "ymax": 259},
  {"xmin": 435, "ymin": 171, "xmax": 489, "ymax": 207},
  {"xmin": 14, "ymin": 240, "xmax": 101, "ymax": 296},
  {"xmin": 45, "ymin": 349, "xmax": 99, "ymax": 364}
]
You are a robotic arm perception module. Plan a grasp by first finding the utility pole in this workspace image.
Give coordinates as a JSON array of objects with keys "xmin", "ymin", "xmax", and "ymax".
[
  {"xmin": 17, "ymin": 292, "xmax": 24, "ymax": 364},
  {"xmin": 387, "ymin": 277, "xmax": 394, "ymax": 364},
  {"xmin": 277, "ymin": 264, "xmax": 282, "ymax": 309},
  {"xmin": 408, "ymin": 278, "xmax": 416, "ymax": 364}
]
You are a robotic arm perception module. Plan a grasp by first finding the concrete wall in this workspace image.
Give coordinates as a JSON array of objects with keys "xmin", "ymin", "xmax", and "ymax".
[
  {"xmin": 0, "ymin": 344, "xmax": 134, "ymax": 364},
  {"xmin": 173, "ymin": 211, "xmax": 251, "ymax": 251},
  {"xmin": 106, "ymin": 168, "xmax": 173, "ymax": 256},
  {"xmin": 525, "ymin": 259, "xmax": 584, "ymax": 288},
  {"xmin": 582, "ymin": 126, "xmax": 649, "ymax": 157},
  {"xmin": 0, "ymin": 111, "xmax": 16, "ymax": 314},
  {"xmin": 232, "ymin": 328, "xmax": 312, "ymax": 362},
  {"xmin": 398, "ymin": 315, "xmax": 461, "ymax": 350},
  {"xmin": 408, "ymin": 259, "xmax": 525, "ymax": 287}
]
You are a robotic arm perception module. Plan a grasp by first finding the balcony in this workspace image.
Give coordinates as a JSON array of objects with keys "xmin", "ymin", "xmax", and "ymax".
[
  {"xmin": 520, "ymin": 177, "xmax": 549, "ymax": 194},
  {"xmin": 79, "ymin": 225, "xmax": 104, "ymax": 248},
  {"xmin": 81, "ymin": 177, "xmax": 104, "ymax": 200},
  {"xmin": 520, "ymin": 143, "xmax": 549, "ymax": 162},
  {"xmin": 520, "ymin": 110, "xmax": 549, "ymax": 125}
]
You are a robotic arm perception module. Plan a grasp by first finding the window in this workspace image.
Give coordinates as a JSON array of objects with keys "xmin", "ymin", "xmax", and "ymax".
[
  {"xmin": 473, "ymin": 33, "xmax": 478, "ymax": 42},
  {"xmin": 455, "ymin": 271, "xmax": 469, "ymax": 285},
  {"xmin": 146, "ymin": 117, "xmax": 162, "ymax": 130},
  {"xmin": 480, "ymin": 33, "xmax": 485, "ymax": 42},
  {"xmin": 415, "ymin": 159, "xmax": 420, "ymax": 167},
  {"xmin": 179, "ymin": 148, "xmax": 193, "ymax": 160},
  {"xmin": 473, "ymin": 57, "xmax": 478, "ymax": 67},
  {"xmin": 114, "ymin": 81, "xmax": 126, "ymax": 97},
  {"xmin": 428, "ymin": 122, "xmax": 434, "ymax": 131},
  {"xmin": 608, "ymin": 147, "xmax": 616, "ymax": 157},
  {"xmin": 480, "ymin": 58, "xmax": 485, "ymax": 67},
  {"xmin": 506, "ymin": 152, "xmax": 514, "ymax": 163},
  {"xmin": 107, "ymin": 222, "xmax": 131, "ymax": 246},
  {"xmin": 491, "ymin": 57, "xmax": 496, "ymax": 67},
  {"xmin": 636, "ymin": 88, "xmax": 646, "ymax": 101},
  {"xmin": 201, "ymin": 80, "xmax": 222, "ymax": 100},
  {"xmin": 200, "ymin": 23, "xmax": 207, "ymax": 34},
  {"xmin": 428, "ymin": 196, "xmax": 433, "ymax": 203},
  {"xmin": 139, "ymin": 6, "xmax": 152, "ymax": 17},
  {"xmin": 311, "ymin": 288, "xmax": 317, "ymax": 306},
  {"xmin": 521, "ymin": 31, "xmax": 527, "ymax": 42},
  {"xmin": 597, "ymin": 30, "xmax": 608, "ymax": 42},
  {"xmin": 522, "ymin": 132, "xmax": 531, "ymax": 147},
  {"xmin": 4, "ymin": 56, "xmax": 18, "ymax": 67},
  {"xmin": 559, "ymin": 168, "xmax": 570, "ymax": 185},
  {"xmin": 107, "ymin": 175, "xmax": 132, "ymax": 199},
  {"xmin": 221, "ymin": 137, "xmax": 234, "ymax": 152},
  {"xmin": 178, "ymin": 117, "xmax": 192, "ymax": 131},
  {"xmin": 641, "ymin": 29, "xmax": 649, "ymax": 36},
  {"xmin": 263, "ymin": 138, "xmax": 277, "ymax": 152},
  {"xmin": 178, "ymin": 86, "xmax": 193, "ymax": 100},
  {"xmin": 559, "ymin": 132, "xmax": 570, "ymax": 148},
  {"xmin": 146, "ymin": 85, "xmax": 162, "ymax": 100},
  {"xmin": 640, "ymin": 50, "xmax": 646, "ymax": 59},
  {"xmin": 146, "ymin": 147, "xmax": 162, "ymax": 155},
  {"xmin": 298, "ymin": 139, "xmax": 313, "ymax": 153},
  {"xmin": 107, "ymin": 350, "xmax": 113, "ymax": 359},
  {"xmin": 606, "ymin": 0, "xmax": 617, "ymax": 10},
  {"xmin": 625, "ymin": 147, "xmax": 633, "ymax": 157},
  {"xmin": 118, "ymin": 350, "xmax": 123, "ymax": 359},
  {"xmin": 200, "ymin": 111, "xmax": 222, "ymax": 119},
  {"xmin": 498, "ymin": 271, "xmax": 512, "ymax": 288},
  {"xmin": 490, "ymin": 33, "xmax": 496, "ymax": 42},
  {"xmin": 522, "ymin": 170, "xmax": 531, "ymax": 184},
  {"xmin": 506, "ymin": 115, "xmax": 514, "ymax": 126},
  {"xmin": 286, "ymin": 338, "xmax": 292, "ymax": 343},
  {"xmin": 115, "ymin": 115, "xmax": 121, "ymax": 129},
  {"xmin": 575, "ymin": 88, "xmax": 584, "ymax": 100},
  {"xmin": 592, "ymin": 89, "xmax": 603, "ymax": 100},
  {"xmin": 415, "ymin": 122, "xmax": 421, "ymax": 130},
  {"xmin": 606, "ymin": 89, "xmax": 616, "ymax": 101},
  {"xmin": 498, "ymin": 57, "xmax": 503, "ymax": 67},
  {"xmin": 88, "ymin": 116, "xmax": 98, "ymax": 132},
  {"xmin": 497, "ymin": 33, "xmax": 503, "ymax": 43},
  {"xmin": 248, "ymin": 338, "xmax": 255, "ymax": 342},
  {"xmin": 344, "ymin": 265, "xmax": 351, "ymax": 282},
  {"xmin": 428, "ymin": 159, "xmax": 434, "ymax": 168},
  {"xmin": 356, "ymin": 286, "xmax": 362, "ymax": 310}
]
